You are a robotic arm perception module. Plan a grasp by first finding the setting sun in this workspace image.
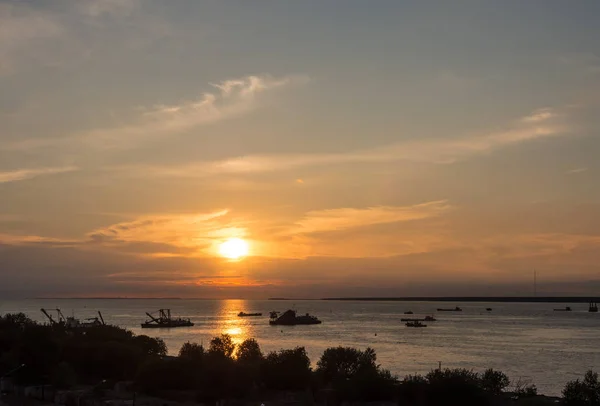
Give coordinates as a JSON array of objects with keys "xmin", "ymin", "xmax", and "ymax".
[{"xmin": 218, "ymin": 238, "xmax": 249, "ymax": 260}]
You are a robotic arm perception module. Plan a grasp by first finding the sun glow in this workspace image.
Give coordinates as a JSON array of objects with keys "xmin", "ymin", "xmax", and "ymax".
[{"xmin": 218, "ymin": 238, "xmax": 249, "ymax": 259}]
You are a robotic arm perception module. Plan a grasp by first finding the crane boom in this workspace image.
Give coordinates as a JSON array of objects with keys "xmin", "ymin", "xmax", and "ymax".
[{"xmin": 40, "ymin": 308, "xmax": 56, "ymax": 325}]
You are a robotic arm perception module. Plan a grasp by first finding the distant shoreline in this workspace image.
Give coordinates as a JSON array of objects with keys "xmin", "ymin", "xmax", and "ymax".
[
  {"xmin": 317, "ymin": 296, "xmax": 598, "ymax": 303},
  {"xmin": 25, "ymin": 296, "xmax": 599, "ymax": 303}
]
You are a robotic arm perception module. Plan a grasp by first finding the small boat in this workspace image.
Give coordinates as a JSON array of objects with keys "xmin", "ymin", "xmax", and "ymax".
[
  {"xmin": 406, "ymin": 321, "xmax": 427, "ymax": 328},
  {"xmin": 141, "ymin": 309, "xmax": 193, "ymax": 328},
  {"xmin": 486, "ymin": 308, "xmax": 492, "ymax": 311},
  {"xmin": 554, "ymin": 306, "xmax": 572, "ymax": 312},
  {"xmin": 437, "ymin": 306, "xmax": 462, "ymax": 312},
  {"xmin": 238, "ymin": 312, "xmax": 262, "ymax": 317},
  {"xmin": 404, "ymin": 311, "xmax": 414, "ymax": 314},
  {"xmin": 589, "ymin": 302, "xmax": 598, "ymax": 313},
  {"xmin": 402, "ymin": 316, "xmax": 437, "ymax": 322},
  {"xmin": 269, "ymin": 309, "xmax": 322, "ymax": 326}
]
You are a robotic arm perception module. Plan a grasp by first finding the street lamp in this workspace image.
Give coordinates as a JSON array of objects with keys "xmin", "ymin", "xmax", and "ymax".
[
  {"xmin": 0, "ymin": 364, "xmax": 26, "ymax": 380},
  {"xmin": 1, "ymin": 364, "xmax": 26, "ymax": 399}
]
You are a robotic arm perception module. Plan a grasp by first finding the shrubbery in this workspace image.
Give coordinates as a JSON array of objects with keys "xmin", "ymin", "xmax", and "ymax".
[
  {"xmin": 0, "ymin": 313, "xmax": 166, "ymax": 386},
  {"xmin": 2, "ymin": 312, "xmax": 597, "ymax": 405},
  {"xmin": 563, "ymin": 370, "xmax": 600, "ymax": 406}
]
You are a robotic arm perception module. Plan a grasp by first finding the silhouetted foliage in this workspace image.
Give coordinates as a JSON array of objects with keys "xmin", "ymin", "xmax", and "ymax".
[
  {"xmin": 514, "ymin": 378, "xmax": 538, "ymax": 398},
  {"xmin": 316, "ymin": 346, "xmax": 397, "ymax": 401},
  {"xmin": 423, "ymin": 368, "xmax": 491, "ymax": 406},
  {"xmin": 0, "ymin": 313, "xmax": 167, "ymax": 386},
  {"xmin": 209, "ymin": 334, "xmax": 235, "ymax": 358},
  {"xmin": 136, "ymin": 358, "xmax": 194, "ymax": 393},
  {"xmin": 480, "ymin": 368, "xmax": 510, "ymax": 394},
  {"xmin": 563, "ymin": 370, "xmax": 600, "ymax": 406},
  {"xmin": 262, "ymin": 347, "xmax": 311, "ymax": 391},
  {"xmin": 236, "ymin": 338, "xmax": 262, "ymax": 364},
  {"xmin": 178, "ymin": 341, "xmax": 204, "ymax": 362},
  {"xmin": 51, "ymin": 361, "xmax": 77, "ymax": 389}
]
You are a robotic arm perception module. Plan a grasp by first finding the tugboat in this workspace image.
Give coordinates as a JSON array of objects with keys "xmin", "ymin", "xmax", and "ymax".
[
  {"xmin": 41, "ymin": 308, "xmax": 106, "ymax": 329},
  {"xmin": 406, "ymin": 320, "xmax": 427, "ymax": 328},
  {"xmin": 238, "ymin": 312, "xmax": 262, "ymax": 317},
  {"xmin": 437, "ymin": 306, "xmax": 462, "ymax": 312},
  {"xmin": 424, "ymin": 315, "xmax": 437, "ymax": 321},
  {"xmin": 589, "ymin": 302, "xmax": 598, "ymax": 313},
  {"xmin": 269, "ymin": 310, "xmax": 322, "ymax": 326},
  {"xmin": 404, "ymin": 311, "xmax": 414, "ymax": 314},
  {"xmin": 141, "ymin": 309, "xmax": 193, "ymax": 328},
  {"xmin": 486, "ymin": 308, "xmax": 493, "ymax": 311},
  {"xmin": 554, "ymin": 306, "xmax": 572, "ymax": 312}
]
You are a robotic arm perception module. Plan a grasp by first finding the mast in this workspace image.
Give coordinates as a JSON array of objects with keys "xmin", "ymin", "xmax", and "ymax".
[{"xmin": 534, "ymin": 270, "xmax": 537, "ymax": 297}]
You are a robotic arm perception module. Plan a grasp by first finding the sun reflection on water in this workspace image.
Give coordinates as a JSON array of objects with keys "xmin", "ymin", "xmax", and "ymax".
[{"xmin": 216, "ymin": 299, "xmax": 255, "ymax": 345}]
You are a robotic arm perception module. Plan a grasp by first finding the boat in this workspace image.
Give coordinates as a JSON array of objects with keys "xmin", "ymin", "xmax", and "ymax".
[
  {"xmin": 554, "ymin": 306, "xmax": 572, "ymax": 312},
  {"xmin": 486, "ymin": 308, "xmax": 492, "ymax": 311},
  {"xmin": 589, "ymin": 302, "xmax": 598, "ymax": 313},
  {"xmin": 437, "ymin": 306, "xmax": 462, "ymax": 312},
  {"xmin": 404, "ymin": 311, "xmax": 414, "ymax": 314},
  {"xmin": 41, "ymin": 308, "xmax": 106, "ymax": 329},
  {"xmin": 238, "ymin": 312, "xmax": 262, "ymax": 317},
  {"xmin": 141, "ymin": 309, "xmax": 193, "ymax": 328},
  {"xmin": 405, "ymin": 321, "xmax": 427, "ymax": 328},
  {"xmin": 269, "ymin": 309, "xmax": 322, "ymax": 326},
  {"xmin": 401, "ymin": 316, "xmax": 437, "ymax": 322}
]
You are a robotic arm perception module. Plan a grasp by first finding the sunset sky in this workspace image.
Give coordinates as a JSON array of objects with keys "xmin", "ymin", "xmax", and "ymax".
[{"xmin": 1, "ymin": 0, "xmax": 600, "ymax": 298}]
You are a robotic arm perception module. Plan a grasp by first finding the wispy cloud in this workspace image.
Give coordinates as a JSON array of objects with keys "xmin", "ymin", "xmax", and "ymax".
[
  {"xmin": 2, "ymin": 74, "xmax": 307, "ymax": 151},
  {"xmin": 0, "ymin": 166, "xmax": 77, "ymax": 184},
  {"xmin": 566, "ymin": 167, "xmax": 587, "ymax": 175},
  {"xmin": 0, "ymin": 2, "xmax": 63, "ymax": 74},
  {"xmin": 85, "ymin": 209, "xmax": 241, "ymax": 257},
  {"xmin": 77, "ymin": 0, "xmax": 140, "ymax": 18},
  {"xmin": 292, "ymin": 201, "xmax": 451, "ymax": 235},
  {"xmin": 127, "ymin": 106, "xmax": 568, "ymax": 177},
  {"xmin": 83, "ymin": 74, "xmax": 306, "ymax": 149}
]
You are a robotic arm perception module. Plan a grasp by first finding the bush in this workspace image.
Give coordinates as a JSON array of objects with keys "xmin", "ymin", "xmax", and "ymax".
[
  {"xmin": 262, "ymin": 347, "xmax": 311, "ymax": 391},
  {"xmin": 514, "ymin": 378, "xmax": 538, "ymax": 398},
  {"xmin": 209, "ymin": 334, "xmax": 235, "ymax": 358},
  {"xmin": 317, "ymin": 346, "xmax": 377, "ymax": 381},
  {"xmin": 51, "ymin": 362, "xmax": 77, "ymax": 389},
  {"xmin": 563, "ymin": 370, "xmax": 600, "ymax": 406},
  {"xmin": 316, "ymin": 346, "xmax": 397, "ymax": 401},
  {"xmin": 179, "ymin": 342, "xmax": 204, "ymax": 363},
  {"xmin": 398, "ymin": 375, "xmax": 428, "ymax": 405},
  {"xmin": 480, "ymin": 368, "xmax": 510, "ymax": 394},
  {"xmin": 426, "ymin": 368, "xmax": 490, "ymax": 406},
  {"xmin": 135, "ymin": 358, "xmax": 194, "ymax": 393},
  {"xmin": 236, "ymin": 338, "xmax": 262, "ymax": 364}
]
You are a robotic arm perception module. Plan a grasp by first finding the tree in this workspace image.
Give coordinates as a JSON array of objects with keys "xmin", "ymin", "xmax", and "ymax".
[
  {"xmin": 480, "ymin": 368, "xmax": 510, "ymax": 394},
  {"xmin": 209, "ymin": 334, "xmax": 235, "ymax": 358},
  {"xmin": 426, "ymin": 368, "xmax": 490, "ymax": 406},
  {"xmin": 132, "ymin": 335, "xmax": 167, "ymax": 357},
  {"xmin": 316, "ymin": 346, "xmax": 377, "ymax": 381},
  {"xmin": 316, "ymin": 347, "xmax": 397, "ymax": 401},
  {"xmin": 179, "ymin": 342, "xmax": 204, "ymax": 362},
  {"xmin": 563, "ymin": 370, "xmax": 600, "ymax": 406},
  {"xmin": 262, "ymin": 347, "xmax": 312, "ymax": 391},
  {"xmin": 236, "ymin": 339, "xmax": 262, "ymax": 364}
]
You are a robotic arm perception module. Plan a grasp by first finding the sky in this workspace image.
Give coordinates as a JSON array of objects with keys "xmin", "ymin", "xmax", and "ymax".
[{"xmin": 1, "ymin": 0, "xmax": 600, "ymax": 299}]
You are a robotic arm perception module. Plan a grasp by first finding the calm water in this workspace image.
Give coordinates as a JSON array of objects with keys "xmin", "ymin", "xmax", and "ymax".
[{"xmin": 1, "ymin": 298, "xmax": 598, "ymax": 396}]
